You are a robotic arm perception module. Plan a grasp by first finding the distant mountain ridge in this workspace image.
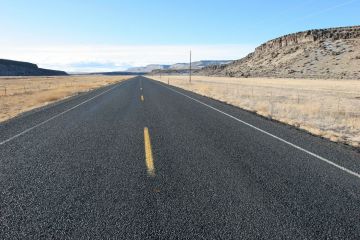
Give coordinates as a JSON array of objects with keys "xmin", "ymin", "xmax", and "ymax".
[
  {"xmin": 127, "ymin": 60, "xmax": 232, "ymax": 73},
  {"xmin": 198, "ymin": 26, "xmax": 360, "ymax": 79},
  {"xmin": 0, "ymin": 59, "xmax": 67, "ymax": 76},
  {"xmin": 127, "ymin": 64, "xmax": 171, "ymax": 73}
]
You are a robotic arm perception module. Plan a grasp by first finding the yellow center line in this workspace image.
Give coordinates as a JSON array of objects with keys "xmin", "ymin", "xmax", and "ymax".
[
  {"xmin": 141, "ymin": 95, "xmax": 144, "ymax": 101},
  {"xmin": 144, "ymin": 127, "xmax": 155, "ymax": 177}
]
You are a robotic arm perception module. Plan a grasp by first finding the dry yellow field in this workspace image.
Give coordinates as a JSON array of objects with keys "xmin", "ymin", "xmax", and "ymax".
[
  {"xmin": 150, "ymin": 75, "xmax": 360, "ymax": 148},
  {"xmin": 0, "ymin": 75, "xmax": 133, "ymax": 122}
]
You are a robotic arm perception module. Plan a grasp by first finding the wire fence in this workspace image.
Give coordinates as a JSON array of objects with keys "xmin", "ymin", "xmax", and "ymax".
[
  {"xmin": 0, "ymin": 79, "xmax": 117, "ymax": 97},
  {"xmin": 0, "ymin": 81, "xmax": 68, "ymax": 96},
  {"xmin": 157, "ymin": 76, "xmax": 360, "ymax": 136}
]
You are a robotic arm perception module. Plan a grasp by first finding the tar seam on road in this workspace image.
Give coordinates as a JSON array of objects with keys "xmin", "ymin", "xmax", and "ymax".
[
  {"xmin": 144, "ymin": 127, "xmax": 155, "ymax": 177},
  {"xmin": 0, "ymin": 81, "xmax": 126, "ymax": 146},
  {"xmin": 154, "ymin": 81, "xmax": 360, "ymax": 180}
]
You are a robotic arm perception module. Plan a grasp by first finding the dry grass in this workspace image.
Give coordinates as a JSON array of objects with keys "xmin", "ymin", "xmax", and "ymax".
[
  {"xmin": 0, "ymin": 75, "xmax": 133, "ymax": 122},
  {"xmin": 150, "ymin": 75, "xmax": 360, "ymax": 148}
]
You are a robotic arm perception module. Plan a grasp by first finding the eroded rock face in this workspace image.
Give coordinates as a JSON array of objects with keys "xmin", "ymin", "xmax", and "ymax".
[
  {"xmin": 198, "ymin": 26, "xmax": 360, "ymax": 79},
  {"xmin": 255, "ymin": 26, "xmax": 360, "ymax": 54}
]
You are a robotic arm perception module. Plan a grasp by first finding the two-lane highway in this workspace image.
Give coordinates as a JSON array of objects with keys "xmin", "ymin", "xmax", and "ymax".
[{"xmin": 0, "ymin": 76, "xmax": 360, "ymax": 239}]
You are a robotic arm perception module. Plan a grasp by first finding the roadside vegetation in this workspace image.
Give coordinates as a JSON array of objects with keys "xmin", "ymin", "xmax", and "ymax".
[
  {"xmin": 150, "ymin": 75, "xmax": 360, "ymax": 148},
  {"xmin": 0, "ymin": 75, "xmax": 132, "ymax": 122}
]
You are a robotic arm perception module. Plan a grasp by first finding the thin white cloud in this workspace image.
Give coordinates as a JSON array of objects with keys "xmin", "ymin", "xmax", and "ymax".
[{"xmin": 0, "ymin": 44, "xmax": 255, "ymax": 72}]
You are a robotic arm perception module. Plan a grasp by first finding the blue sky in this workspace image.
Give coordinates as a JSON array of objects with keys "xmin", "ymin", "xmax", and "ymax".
[{"xmin": 0, "ymin": 0, "xmax": 359, "ymax": 72}]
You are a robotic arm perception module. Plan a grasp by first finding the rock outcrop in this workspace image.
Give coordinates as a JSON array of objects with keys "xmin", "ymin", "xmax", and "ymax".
[
  {"xmin": 198, "ymin": 26, "xmax": 360, "ymax": 79},
  {"xmin": 0, "ymin": 59, "xmax": 67, "ymax": 76},
  {"xmin": 255, "ymin": 26, "xmax": 360, "ymax": 53}
]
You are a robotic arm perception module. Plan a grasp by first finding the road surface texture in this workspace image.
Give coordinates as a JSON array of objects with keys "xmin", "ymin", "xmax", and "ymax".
[{"xmin": 1, "ymin": 76, "xmax": 359, "ymax": 239}]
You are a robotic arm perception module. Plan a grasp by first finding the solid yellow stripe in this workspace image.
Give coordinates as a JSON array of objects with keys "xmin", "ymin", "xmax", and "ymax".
[
  {"xmin": 144, "ymin": 127, "xmax": 155, "ymax": 177},
  {"xmin": 141, "ymin": 95, "xmax": 144, "ymax": 101}
]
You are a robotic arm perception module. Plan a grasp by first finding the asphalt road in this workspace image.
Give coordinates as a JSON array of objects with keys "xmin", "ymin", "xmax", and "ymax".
[{"xmin": 1, "ymin": 76, "xmax": 360, "ymax": 239}]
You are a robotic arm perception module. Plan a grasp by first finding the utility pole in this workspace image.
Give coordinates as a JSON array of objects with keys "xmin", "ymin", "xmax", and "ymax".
[{"xmin": 189, "ymin": 50, "xmax": 192, "ymax": 83}]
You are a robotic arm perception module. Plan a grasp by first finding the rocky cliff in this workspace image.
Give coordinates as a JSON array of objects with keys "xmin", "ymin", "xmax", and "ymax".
[
  {"xmin": 0, "ymin": 59, "xmax": 67, "ymax": 76},
  {"xmin": 198, "ymin": 26, "xmax": 360, "ymax": 79},
  {"xmin": 255, "ymin": 26, "xmax": 360, "ymax": 53}
]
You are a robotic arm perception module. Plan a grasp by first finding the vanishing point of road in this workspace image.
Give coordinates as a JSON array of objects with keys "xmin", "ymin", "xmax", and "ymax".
[{"xmin": 1, "ymin": 76, "xmax": 359, "ymax": 239}]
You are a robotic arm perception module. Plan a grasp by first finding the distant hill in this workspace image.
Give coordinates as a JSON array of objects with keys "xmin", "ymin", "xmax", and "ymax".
[
  {"xmin": 89, "ymin": 71, "xmax": 145, "ymax": 76},
  {"xmin": 127, "ymin": 60, "xmax": 232, "ymax": 73},
  {"xmin": 169, "ymin": 60, "xmax": 232, "ymax": 70},
  {"xmin": 0, "ymin": 59, "xmax": 67, "ymax": 76},
  {"xmin": 127, "ymin": 64, "xmax": 171, "ymax": 73},
  {"xmin": 198, "ymin": 26, "xmax": 360, "ymax": 79}
]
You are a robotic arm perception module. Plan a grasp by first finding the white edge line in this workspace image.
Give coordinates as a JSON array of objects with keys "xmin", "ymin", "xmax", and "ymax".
[
  {"xmin": 0, "ymin": 81, "xmax": 126, "ymax": 146},
  {"xmin": 153, "ymin": 80, "xmax": 360, "ymax": 179}
]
